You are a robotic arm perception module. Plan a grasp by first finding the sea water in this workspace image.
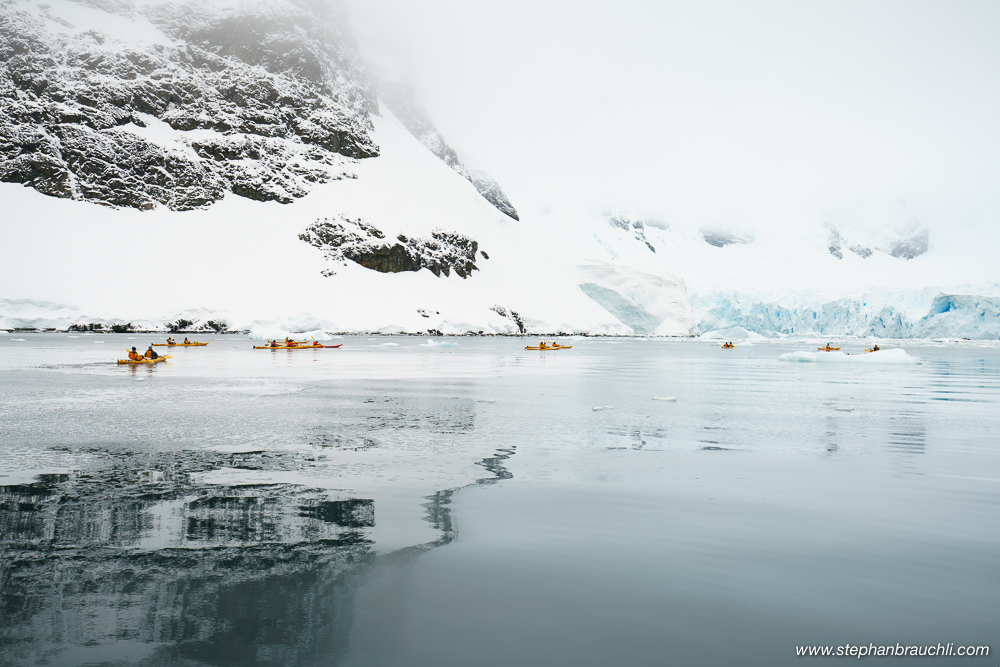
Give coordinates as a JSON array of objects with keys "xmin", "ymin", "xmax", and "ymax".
[{"xmin": 0, "ymin": 334, "xmax": 997, "ymax": 666}]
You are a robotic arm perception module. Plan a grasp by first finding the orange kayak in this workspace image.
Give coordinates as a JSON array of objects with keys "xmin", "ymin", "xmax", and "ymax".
[{"xmin": 118, "ymin": 355, "xmax": 172, "ymax": 365}]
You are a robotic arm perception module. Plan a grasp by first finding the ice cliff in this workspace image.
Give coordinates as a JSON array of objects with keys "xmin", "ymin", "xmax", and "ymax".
[{"xmin": 694, "ymin": 289, "xmax": 1000, "ymax": 340}]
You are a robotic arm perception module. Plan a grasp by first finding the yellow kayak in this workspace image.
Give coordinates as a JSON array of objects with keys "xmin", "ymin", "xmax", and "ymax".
[
  {"xmin": 721, "ymin": 345, "xmax": 737, "ymax": 348},
  {"xmin": 152, "ymin": 342, "xmax": 208, "ymax": 346},
  {"xmin": 818, "ymin": 347, "xmax": 841, "ymax": 351},
  {"xmin": 525, "ymin": 345, "xmax": 573, "ymax": 351},
  {"xmin": 118, "ymin": 355, "xmax": 172, "ymax": 365}
]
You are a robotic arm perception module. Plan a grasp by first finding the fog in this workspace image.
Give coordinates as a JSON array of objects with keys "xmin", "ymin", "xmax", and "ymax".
[{"xmin": 344, "ymin": 0, "xmax": 1000, "ymax": 234}]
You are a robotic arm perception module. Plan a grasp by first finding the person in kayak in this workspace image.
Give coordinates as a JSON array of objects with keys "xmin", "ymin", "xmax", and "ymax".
[
  {"xmin": 145, "ymin": 345, "xmax": 160, "ymax": 359},
  {"xmin": 183, "ymin": 337, "xmax": 191, "ymax": 344},
  {"xmin": 166, "ymin": 336, "xmax": 175, "ymax": 345},
  {"xmin": 872, "ymin": 344, "xmax": 880, "ymax": 352},
  {"xmin": 128, "ymin": 347, "xmax": 142, "ymax": 361}
]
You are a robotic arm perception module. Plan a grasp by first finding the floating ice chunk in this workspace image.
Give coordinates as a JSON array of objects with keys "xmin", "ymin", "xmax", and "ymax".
[
  {"xmin": 68, "ymin": 336, "xmax": 79, "ymax": 338},
  {"xmin": 375, "ymin": 342, "xmax": 400, "ymax": 347},
  {"xmin": 94, "ymin": 340, "xmax": 105, "ymax": 344},
  {"xmin": 652, "ymin": 396, "xmax": 677, "ymax": 402},
  {"xmin": 420, "ymin": 339, "xmax": 459, "ymax": 348},
  {"xmin": 10, "ymin": 338, "xmax": 26, "ymax": 341},
  {"xmin": 127, "ymin": 337, "xmax": 136, "ymax": 339},
  {"xmin": 592, "ymin": 406, "xmax": 614, "ymax": 411},
  {"xmin": 835, "ymin": 407, "xmax": 854, "ymax": 412}
]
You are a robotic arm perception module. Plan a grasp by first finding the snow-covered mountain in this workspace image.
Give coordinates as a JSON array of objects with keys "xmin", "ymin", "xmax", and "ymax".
[{"xmin": 1, "ymin": 0, "xmax": 997, "ymax": 338}]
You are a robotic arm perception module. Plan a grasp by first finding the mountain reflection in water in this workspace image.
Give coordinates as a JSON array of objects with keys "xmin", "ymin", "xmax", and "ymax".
[{"xmin": 0, "ymin": 445, "xmax": 506, "ymax": 666}]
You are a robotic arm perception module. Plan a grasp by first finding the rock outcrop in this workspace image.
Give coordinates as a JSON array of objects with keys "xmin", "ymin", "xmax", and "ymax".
[
  {"xmin": 0, "ymin": 0, "xmax": 378, "ymax": 210},
  {"xmin": 300, "ymin": 216, "xmax": 480, "ymax": 278},
  {"xmin": 608, "ymin": 214, "xmax": 655, "ymax": 253}
]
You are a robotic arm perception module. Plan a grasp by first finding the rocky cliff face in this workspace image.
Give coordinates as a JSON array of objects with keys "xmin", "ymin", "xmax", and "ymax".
[
  {"xmin": 0, "ymin": 0, "xmax": 379, "ymax": 209},
  {"xmin": 300, "ymin": 215, "xmax": 482, "ymax": 278}
]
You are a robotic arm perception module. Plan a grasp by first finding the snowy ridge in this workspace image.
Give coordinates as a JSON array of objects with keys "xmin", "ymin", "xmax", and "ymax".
[{"xmin": 374, "ymin": 71, "xmax": 519, "ymax": 220}]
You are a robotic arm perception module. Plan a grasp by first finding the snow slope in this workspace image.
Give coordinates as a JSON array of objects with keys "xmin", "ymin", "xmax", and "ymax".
[
  {"xmin": 2, "ymin": 102, "xmax": 997, "ymax": 337},
  {"xmin": 0, "ymin": 110, "xmax": 650, "ymax": 334}
]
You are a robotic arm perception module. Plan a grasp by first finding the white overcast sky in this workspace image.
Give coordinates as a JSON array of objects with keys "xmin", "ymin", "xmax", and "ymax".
[{"xmin": 343, "ymin": 1, "xmax": 1000, "ymax": 231}]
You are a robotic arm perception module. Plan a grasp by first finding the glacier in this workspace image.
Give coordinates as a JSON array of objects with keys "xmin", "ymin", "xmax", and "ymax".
[{"xmin": 692, "ymin": 288, "xmax": 1000, "ymax": 340}]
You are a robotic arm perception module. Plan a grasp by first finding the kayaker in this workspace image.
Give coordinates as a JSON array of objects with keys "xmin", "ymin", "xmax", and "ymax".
[
  {"xmin": 183, "ymin": 337, "xmax": 190, "ymax": 344},
  {"xmin": 128, "ymin": 347, "xmax": 141, "ymax": 361},
  {"xmin": 167, "ymin": 336, "xmax": 175, "ymax": 345},
  {"xmin": 145, "ymin": 345, "xmax": 160, "ymax": 359},
  {"xmin": 269, "ymin": 340, "xmax": 279, "ymax": 347},
  {"xmin": 872, "ymin": 344, "xmax": 880, "ymax": 352}
]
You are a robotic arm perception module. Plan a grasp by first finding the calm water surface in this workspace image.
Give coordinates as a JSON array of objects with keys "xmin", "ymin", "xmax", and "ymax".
[{"xmin": 1, "ymin": 334, "xmax": 997, "ymax": 666}]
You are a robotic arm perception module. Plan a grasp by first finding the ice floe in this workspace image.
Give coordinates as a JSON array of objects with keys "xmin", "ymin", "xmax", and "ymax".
[{"xmin": 420, "ymin": 339, "xmax": 459, "ymax": 348}]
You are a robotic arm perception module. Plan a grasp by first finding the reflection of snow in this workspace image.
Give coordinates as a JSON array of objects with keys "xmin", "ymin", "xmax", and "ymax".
[{"xmin": 779, "ymin": 349, "xmax": 920, "ymax": 364}]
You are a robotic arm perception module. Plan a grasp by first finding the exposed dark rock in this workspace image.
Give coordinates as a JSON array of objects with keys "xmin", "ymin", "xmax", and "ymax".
[
  {"xmin": 469, "ymin": 170, "xmax": 519, "ymax": 221},
  {"xmin": 701, "ymin": 229, "xmax": 753, "ymax": 248},
  {"xmin": 167, "ymin": 318, "xmax": 194, "ymax": 332},
  {"xmin": 490, "ymin": 305, "xmax": 525, "ymax": 333},
  {"xmin": 0, "ymin": 0, "xmax": 378, "ymax": 210},
  {"xmin": 825, "ymin": 222, "xmax": 925, "ymax": 260},
  {"xmin": 300, "ymin": 216, "xmax": 479, "ymax": 278},
  {"xmin": 609, "ymin": 214, "xmax": 655, "ymax": 253},
  {"xmin": 826, "ymin": 224, "xmax": 843, "ymax": 259},
  {"xmin": 850, "ymin": 244, "xmax": 873, "ymax": 258}
]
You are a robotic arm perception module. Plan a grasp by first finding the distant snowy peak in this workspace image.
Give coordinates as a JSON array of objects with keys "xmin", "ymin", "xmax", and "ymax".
[
  {"xmin": 374, "ymin": 75, "xmax": 519, "ymax": 221},
  {"xmin": 826, "ymin": 222, "xmax": 929, "ymax": 261},
  {"xmin": 608, "ymin": 214, "xmax": 656, "ymax": 253},
  {"xmin": 0, "ymin": 0, "xmax": 378, "ymax": 209},
  {"xmin": 700, "ymin": 228, "xmax": 754, "ymax": 248}
]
